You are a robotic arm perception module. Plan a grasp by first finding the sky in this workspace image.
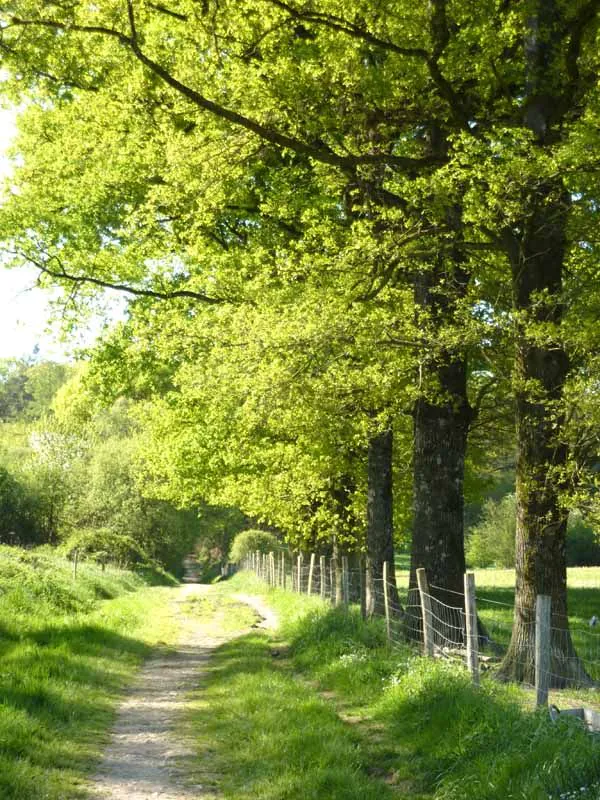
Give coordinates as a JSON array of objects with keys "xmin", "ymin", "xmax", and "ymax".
[{"xmin": 0, "ymin": 106, "xmax": 121, "ymax": 362}]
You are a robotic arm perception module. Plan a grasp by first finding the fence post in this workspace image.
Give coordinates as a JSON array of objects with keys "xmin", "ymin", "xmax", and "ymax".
[
  {"xmin": 359, "ymin": 555, "xmax": 367, "ymax": 620},
  {"xmin": 330, "ymin": 559, "xmax": 335, "ymax": 604},
  {"xmin": 308, "ymin": 553, "xmax": 316, "ymax": 595},
  {"xmin": 270, "ymin": 552, "xmax": 275, "ymax": 586},
  {"xmin": 536, "ymin": 594, "xmax": 552, "ymax": 707},
  {"xmin": 342, "ymin": 555, "xmax": 349, "ymax": 606},
  {"xmin": 464, "ymin": 571, "xmax": 479, "ymax": 685},
  {"xmin": 297, "ymin": 554, "xmax": 303, "ymax": 593},
  {"xmin": 281, "ymin": 551, "xmax": 286, "ymax": 589},
  {"xmin": 320, "ymin": 556, "xmax": 326, "ymax": 599},
  {"xmin": 383, "ymin": 561, "xmax": 391, "ymax": 641},
  {"xmin": 417, "ymin": 568, "xmax": 434, "ymax": 657}
]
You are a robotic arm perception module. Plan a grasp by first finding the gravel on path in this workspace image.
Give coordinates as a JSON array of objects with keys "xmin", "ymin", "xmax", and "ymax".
[{"xmin": 89, "ymin": 583, "xmax": 240, "ymax": 800}]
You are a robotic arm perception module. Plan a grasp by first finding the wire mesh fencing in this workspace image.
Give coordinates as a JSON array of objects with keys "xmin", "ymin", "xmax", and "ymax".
[{"xmin": 241, "ymin": 550, "xmax": 599, "ymax": 705}]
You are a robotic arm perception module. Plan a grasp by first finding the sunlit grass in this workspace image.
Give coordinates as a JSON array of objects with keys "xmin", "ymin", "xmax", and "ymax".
[
  {"xmin": 0, "ymin": 546, "xmax": 180, "ymax": 799},
  {"xmin": 206, "ymin": 572, "xmax": 600, "ymax": 800}
]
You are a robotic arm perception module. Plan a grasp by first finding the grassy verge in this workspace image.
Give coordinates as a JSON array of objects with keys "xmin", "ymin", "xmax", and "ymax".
[
  {"xmin": 0, "ymin": 546, "xmax": 181, "ymax": 799},
  {"xmin": 189, "ymin": 572, "xmax": 600, "ymax": 800}
]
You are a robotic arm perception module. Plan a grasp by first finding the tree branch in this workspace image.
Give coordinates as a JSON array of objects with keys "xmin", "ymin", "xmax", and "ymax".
[
  {"xmin": 148, "ymin": 2, "xmax": 188, "ymax": 22},
  {"xmin": 20, "ymin": 252, "xmax": 226, "ymax": 304},
  {"xmin": 564, "ymin": 0, "xmax": 600, "ymax": 93},
  {"xmin": 260, "ymin": 0, "xmax": 428, "ymax": 59},
  {"xmin": 426, "ymin": 0, "xmax": 471, "ymax": 129},
  {"xmin": 9, "ymin": 14, "xmax": 443, "ymax": 174}
]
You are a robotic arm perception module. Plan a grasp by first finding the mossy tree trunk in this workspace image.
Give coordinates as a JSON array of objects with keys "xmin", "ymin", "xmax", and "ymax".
[
  {"xmin": 498, "ymin": 185, "xmax": 590, "ymax": 686},
  {"xmin": 498, "ymin": 0, "xmax": 592, "ymax": 687}
]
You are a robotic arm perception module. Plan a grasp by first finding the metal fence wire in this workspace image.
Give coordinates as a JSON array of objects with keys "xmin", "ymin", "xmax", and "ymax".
[{"xmin": 241, "ymin": 551, "xmax": 598, "ymax": 704}]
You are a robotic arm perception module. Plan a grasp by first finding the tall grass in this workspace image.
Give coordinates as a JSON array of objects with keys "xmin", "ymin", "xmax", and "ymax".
[
  {"xmin": 0, "ymin": 545, "xmax": 179, "ymax": 799},
  {"xmin": 206, "ymin": 573, "xmax": 600, "ymax": 800}
]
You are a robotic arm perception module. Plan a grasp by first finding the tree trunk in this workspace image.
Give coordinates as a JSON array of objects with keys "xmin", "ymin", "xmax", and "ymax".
[
  {"xmin": 498, "ymin": 185, "xmax": 590, "ymax": 686},
  {"xmin": 408, "ymin": 359, "xmax": 472, "ymax": 643},
  {"xmin": 365, "ymin": 428, "xmax": 402, "ymax": 617},
  {"xmin": 408, "ymin": 254, "xmax": 473, "ymax": 644},
  {"xmin": 498, "ymin": 0, "xmax": 590, "ymax": 686}
]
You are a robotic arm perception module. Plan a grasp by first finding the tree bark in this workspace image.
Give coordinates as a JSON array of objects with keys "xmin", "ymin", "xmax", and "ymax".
[
  {"xmin": 408, "ymin": 360, "xmax": 472, "ymax": 642},
  {"xmin": 498, "ymin": 185, "xmax": 590, "ymax": 686},
  {"xmin": 408, "ymin": 253, "xmax": 473, "ymax": 643},
  {"xmin": 365, "ymin": 428, "xmax": 402, "ymax": 618},
  {"xmin": 498, "ymin": 0, "xmax": 591, "ymax": 686}
]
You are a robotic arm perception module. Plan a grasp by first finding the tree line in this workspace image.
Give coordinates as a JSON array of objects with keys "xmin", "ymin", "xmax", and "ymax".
[{"xmin": 0, "ymin": 0, "xmax": 599, "ymax": 683}]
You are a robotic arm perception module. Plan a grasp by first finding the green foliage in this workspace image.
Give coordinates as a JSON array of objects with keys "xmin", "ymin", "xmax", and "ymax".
[
  {"xmin": 565, "ymin": 512, "xmax": 600, "ymax": 568},
  {"xmin": 193, "ymin": 504, "xmax": 249, "ymax": 580},
  {"xmin": 466, "ymin": 494, "xmax": 516, "ymax": 569},
  {"xmin": 0, "ymin": 0, "xmax": 599, "ymax": 618},
  {"xmin": 467, "ymin": 496, "xmax": 600, "ymax": 568},
  {"xmin": 0, "ymin": 358, "xmax": 69, "ymax": 422},
  {"xmin": 229, "ymin": 529, "xmax": 280, "ymax": 563},
  {"xmin": 0, "ymin": 466, "xmax": 41, "ymax": 545}
]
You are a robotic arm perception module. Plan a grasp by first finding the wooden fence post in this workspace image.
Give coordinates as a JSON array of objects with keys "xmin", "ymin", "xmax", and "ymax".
[
  {"xmin": 308, "ymin": 553, "xmax": 316, "ymax": 595},
  {"xmin": 342, "ymin": 555, "xmax": 349, "ymax": 606},
  {"xmin": 330, "ymin": 559, "xmax": 335, "ymax": 604},
  {"xmin": 383, "ymin": 561, "xmax": 391, "ymax": 641},
  {"xmin": 536, "ymin": 594, "xmax": 552, "ymax": 707},
  {"xmin": 359, "ymin": 555, "xmax": 367, "ymax": 620},
  {"xmin": 281, "ymin": 551, "xmax": 286, "ymax": 589},
  {"xmin": 464, "ymin": 571, "xmax": 479, "ymax": 685},
  {"xmin": 320, "ymin": 556, "xmax": 326, "ymax": 599},
  {"xmin": 297, "ymin": 554, "xmax": 303, "ymax": 593},
  {"xmin": 417, "ymin": 568, "xmax": 434, "ymax": 657}
]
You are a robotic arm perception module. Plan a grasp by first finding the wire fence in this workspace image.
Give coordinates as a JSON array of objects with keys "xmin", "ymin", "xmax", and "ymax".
[{"xmin": 241, "ymin": 550, "xmax": 600, "ymax": 711}]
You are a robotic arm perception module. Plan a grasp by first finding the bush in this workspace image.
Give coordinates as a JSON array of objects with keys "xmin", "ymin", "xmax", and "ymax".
[
  {"xmin": 467, "ymin": 495, "xmax": 600, "ymax": 568},
  {"xmin": 229, "ymin": 529, "xmax": 280, "ymax": 563},
  {"xmin": 466, "ymin": 494, "xmax": 516, "ymax": 568},
  {"xmin": 566, "ymin": 511, "xmax": 600, "ymax": 566}
]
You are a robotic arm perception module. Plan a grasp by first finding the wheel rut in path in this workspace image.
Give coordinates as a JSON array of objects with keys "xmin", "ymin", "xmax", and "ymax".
[{"xmin": 89, "ymin": 583, "xmax": 265, "ymax": 800}]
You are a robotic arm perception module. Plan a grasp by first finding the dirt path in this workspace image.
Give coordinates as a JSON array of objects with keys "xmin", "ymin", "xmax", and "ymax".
[{"xmin": 89, "ymin": 583, "xmax": 266, "ymax": 800}]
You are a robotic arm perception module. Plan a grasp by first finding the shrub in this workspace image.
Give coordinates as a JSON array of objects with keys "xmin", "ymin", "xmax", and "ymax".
[
  {"xmin": 467, "ymin": 495, "xmax": 600, "ymax": 568},
  {"xmin": 566, "ymin": 511, "xmax": 600, "ymax": 566},
  {"xmin": 229, "ymin": 529, "xmax": 280, "ymax": 563},
  {"xmin": 466, "ymin": 493, "xmax": 516, "ymax": 568}
]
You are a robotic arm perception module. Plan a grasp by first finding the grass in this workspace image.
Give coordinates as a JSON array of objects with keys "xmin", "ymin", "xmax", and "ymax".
[
  {"xmin": 183, "ymin": 579, "xmax": 401, "ymax": 799},
  {"xmin": 0, "ymin": 545, "xmax": 182, "ymax": 799},
  {"xmin": 187, "ymin": 572, "xmax": 600, "ymax": 800}
]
